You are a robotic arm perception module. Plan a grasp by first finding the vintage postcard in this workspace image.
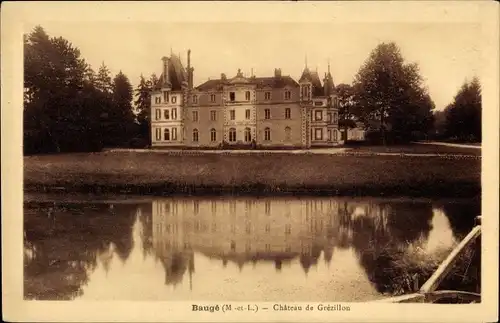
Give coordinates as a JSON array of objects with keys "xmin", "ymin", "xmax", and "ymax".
[{"xmin": 2, "ymin": 1, "xmax": 499, "ymax": 322}]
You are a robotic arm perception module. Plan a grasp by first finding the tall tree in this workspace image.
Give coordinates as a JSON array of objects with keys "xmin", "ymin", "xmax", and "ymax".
[
  {"xmin": 134, "ymin": 74, "xmax": 153, "ymax": 142},
  {"xmin": 95, "ymin": 62, "xmax": 113, "ymax": 95},
  {"xmin": 24, "ymin": 26, "xmax": 104, "ymax": 154},
  {"xmin": 104, "ymin": 71, "xmax": 136, "ymax": 146},
  {"xmin": 444, "ymin": 78, "xmax": 482, "ymax": 142},
  {"xmin": 352, "ymin": 42, "xmax": 435, "ymax": 144}
]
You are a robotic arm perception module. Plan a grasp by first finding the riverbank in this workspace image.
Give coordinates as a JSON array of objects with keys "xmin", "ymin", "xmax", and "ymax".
[{"xmin": 24, "ymin": 150, "xmax": 481, "ymax": 198}]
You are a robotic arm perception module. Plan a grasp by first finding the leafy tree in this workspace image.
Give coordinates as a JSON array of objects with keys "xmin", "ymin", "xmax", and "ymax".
[
  {"xmin": 336, "ymin": 83, "xmax": 358, "ymax": 140},
  {"xmin": 352, "ymin": 42, "xmax": 435, "ymax": 144},
  {"xmin": 444, "ymin": 78, "xmax": 482, "ymax": 142},
  {"xmin": 24, "ymin": 26, "xmax": 104, "ymax": 154}
]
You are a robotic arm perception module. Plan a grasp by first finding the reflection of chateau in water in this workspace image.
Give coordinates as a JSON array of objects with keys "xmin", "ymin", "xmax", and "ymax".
[
  {"xmin": 151, "ymin": 198, "xmax": 396, "ymax": 287},
  {"xmin": 24, "ymin": 197, "xmax": 477, "ymax": 300}
]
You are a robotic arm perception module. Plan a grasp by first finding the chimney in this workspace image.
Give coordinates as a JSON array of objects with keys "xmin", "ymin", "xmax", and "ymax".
[
  {"xmin": 161, "ymin": 56, "xmax": 170, "ymax": 87},
  {"xmin": 274, "ymin": 68, "xmax": 282, "ymax": 78},
  {"xmin": 221, "ymin": 73, "xmax": 227, "ymax": 81}
]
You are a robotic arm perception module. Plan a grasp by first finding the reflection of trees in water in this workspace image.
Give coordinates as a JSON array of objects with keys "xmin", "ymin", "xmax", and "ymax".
[
  {"xmin": 338, "ymin": 201, "xmax": 436, "ymax": 295},
  {"xmin": 23, "ymin": 203, "xmax": 137, "ymax": 300},
  {"xmin": 438, "ymin": 200, "xmax": 481, "ymax": 240}
]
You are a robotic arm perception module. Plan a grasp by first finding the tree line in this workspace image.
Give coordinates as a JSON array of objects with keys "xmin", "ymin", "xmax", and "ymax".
[
  {"xmin": 336, "ymin": 42, "xmax": 481, "ymax": 144},
  {"xmin": 23, "ymin": 27, "xmax": 481, "ymax": 155},
  {"xmin": 24, "ymin": 26, "xmax": 156, "ymax": 154}
]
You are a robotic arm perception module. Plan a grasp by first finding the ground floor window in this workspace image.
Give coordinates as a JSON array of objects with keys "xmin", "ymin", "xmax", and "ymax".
[
  {"xmin": 333, "ymin": 129, "xmax": 338, "ymax": 141},
  {"xmin": 244, "ymin": 127, "xmax": 251, "ymax": 142},
  {"xmin": 193, "ymin": 129, "xmax": 199, "ymax": 142},
  {"xmin": 229, "ymin": 128, "xmax": 236, "ymax": 142},
  {"xmin": 172, "ymin": 127, "xmax": 177, "ymax": 140},
  {"xmin": 155, "ymin": 128, "xmax": 161, "ymax": 140},
  {"xmin": 264, "ymin": 127, "xmax": 271, "ymax": 141},
  {"xmin": 210, "ymin": 128, "xmax": 217, "ymax": 142},
  {"xmin": 328, "ymin": 130, "xmax": 332, "ymax": 141},
  {"xmin": 164, "ymin": 128, "xmax": 170, "ymax": 141},
  {"xmin": 315, "ymin": 128, "xmax": 323, "ymax": 140},
  {"xmin": 285, "ymin": 127, "xmax": 291, "ymax": 141}
]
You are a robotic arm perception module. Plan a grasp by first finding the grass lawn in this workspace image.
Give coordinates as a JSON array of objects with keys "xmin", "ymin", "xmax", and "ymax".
[
  {"xmin": 342, "ymin": 143, "xmax": 481, "ymax": 156},
  {"xmin": 24, "ymin": 150, "xmax": 481, "ymax": 198}
]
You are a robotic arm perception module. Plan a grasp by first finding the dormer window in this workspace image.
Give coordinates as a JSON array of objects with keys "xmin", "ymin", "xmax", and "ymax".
[
  {"xmin": 265, "ymin": 92, "xmax": 271, "ymax": 100},
  {"xmin": 284, "ymin": 91, "xmax": 291, "ymax": 100},
  {"xmin": 163, "ymin": 91, "xmax": 169, "ymax": 103},
  {"xmin": 229, "ymin": 92, "xmax": 235, "ymax": 102},
  {"xmin": 193, "ymin": 95, "xmax": 198, "ymax": 104},
  {"xmin": 210, "ymin": 94, "xmax": 216, "ymax": 102}
]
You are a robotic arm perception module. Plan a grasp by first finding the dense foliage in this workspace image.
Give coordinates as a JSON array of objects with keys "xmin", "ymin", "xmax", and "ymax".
[
  {"xmin": 23, "ymin": 26, "xmax": 152, "ymax": 155},
  {"xmin": 350, "ymin": 42, "xmax": 435, "ymax": 144}
]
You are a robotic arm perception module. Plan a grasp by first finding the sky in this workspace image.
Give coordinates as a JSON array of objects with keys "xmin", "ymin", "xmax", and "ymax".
[{"xmin": 24, "ymin": 21, "xmax": 483, "ymax": 111}]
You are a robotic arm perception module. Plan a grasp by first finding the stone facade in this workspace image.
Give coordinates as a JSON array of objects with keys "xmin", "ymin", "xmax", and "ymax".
[{"xmin": 150, "ymin": 51, "xmax": 340, "ymax": 149}]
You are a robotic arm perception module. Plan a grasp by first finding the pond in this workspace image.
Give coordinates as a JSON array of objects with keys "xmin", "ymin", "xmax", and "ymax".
[{"xmin": 23, "ymin": 195, "xmax": 481, "ymax": 301}]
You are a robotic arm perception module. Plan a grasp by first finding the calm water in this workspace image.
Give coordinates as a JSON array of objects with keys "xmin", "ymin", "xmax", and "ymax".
[{"xmin": 24, "ymin": 195, "xmax": 481, "ymax": 301}]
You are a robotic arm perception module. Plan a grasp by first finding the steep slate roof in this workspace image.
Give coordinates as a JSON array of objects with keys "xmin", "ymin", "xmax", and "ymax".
[
  {"xmin": 153, "ymin": 54, "xmax": 188, "ymax": 91},
  {"xmin": 195, "ymin": 75, "xmax": 299, "ymax": 92},
  {"xmin": 299, "ymin": 67, "xmax": 324, "ymax": 97}
]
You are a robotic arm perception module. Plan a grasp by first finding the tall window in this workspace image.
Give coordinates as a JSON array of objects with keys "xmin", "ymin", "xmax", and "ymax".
[
  {"xmin": 285, "ymin": 127, "xmax": 291, "ymax": 141},
  {"xmin": 210, "ymin": 128, "xmax": 217, "ymax": 142},
  {"xmin": 333, "ymin": 130, "xmax": 338, "ymax": 141},
  {"xmin": 244, "ymin": 128, "xmax": 251, "ymax": 142},
  {"xmin": 163, "ymin": 91, "xmax": 169, "ymax": 103},
  {"xmin": 164, "ymin": 128, "xmax": 170, "ymax": 141},
  {"xmin": 172, "ymin": 127, "xmax": 177, "ymax": 140},
  {"xmin": 285, "ymin": 108, "xmax": 291, "ymax": 119},
  {"xmin": 192, "ymin": 95, "xmax": 198, "ymax": 104},
  {"xmin": 229, "ymin": 128, "xmax": 236, "ymax": 142},
  {"xmin": 264, "ymin": 127, "xmax": 271, "ymax": 141},
  {"xmin": 164, "ymin": 109, "xmax": 170, "ymax": 120},
  {"xmin": 155, "ymin": 128, "xmax": 161, "ymax": 140},
  {"xmin": 334, "ymin": 112, "xmax": 338, "ymax": 123},
  {"xmin": 210, "ymin": 94, "xmax": 216, "ymax": 102},
  {"xmin": 265, "ymin": 92, "xmax": 271, "ymax": 100},
  {"xmin": 229, "ymin": 92, "xmax": 235, "ymax": 102},
  {"xmin": 192, "ymin": 129, "xmax": 199, "ymax": 142},
  {"xmin": 315, "ymin": 110, "xmax": 323, "ymax": 121},
  {"xmin": 245, "ymin": 91, "xmax": 251, "ymax": 101},
  {"xmin": 327, "ymin": 113, "xmax": 332, "ymax": 122},
  {"xmin": 155, "ymin": 109, "xmax": 161, "ymax": 120},
  {"xmin": 245, "ymin": 109, "xmax": 250, "ymax": 120},
  {"xmin": 210, "ymin": 110, "xmax": 217, "ymax": 121},
  {"xmin": 172, "ymin": 108, "xmax": 177, "ymax": 120},
  {"xmin": 328, "ymin": 130, "xmax": 332, "ymax": 141},
  {"xmin": 264, "ymin": 109, "xmax": 270, "ymax": 119},
  {"xmin": 315, "ymin": 128, "xmax": 323, "ymax": 140},
  {"xmin": 230, "ymin": 110, "xmax": 235, "ymax": 120},
  {"xmin": 284, "ymin": 90, "xmax": 291, "ymax": 100},
  {"xmin": 192, "ymin": 111, "xmax": 198, "ymax": 122}
]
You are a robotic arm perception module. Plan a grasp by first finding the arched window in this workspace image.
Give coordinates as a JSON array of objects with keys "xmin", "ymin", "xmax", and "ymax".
[
  {"xmin": 192, "ymin": 129, "xmax": 199, "ymax": 142},
  {"xmin": 244, "ymin": 127, "xmax": 251, "ymax": 142},
  {"xmin": 264, "ymin": 127, "xmax": 271, "ymax": 141},
  {"xmin": 163, "ymin": 128, "xmax": 170, "ymax": 141},
  {"xmin": 210, "ymin": 128, "xmax": 217, "ymax": 142},
  {"xmin": 285, "ymin": 127, "xmax": 291, "ymax": 141},
  {"xmin": 229, "ymin": 128, "xmax": 236, "ymax": 142}
]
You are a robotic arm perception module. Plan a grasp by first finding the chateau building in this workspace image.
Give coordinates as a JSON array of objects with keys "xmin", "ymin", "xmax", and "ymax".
[{"xmin": 150, "ymin": 50, "xmax": 340, "ymax": 149}]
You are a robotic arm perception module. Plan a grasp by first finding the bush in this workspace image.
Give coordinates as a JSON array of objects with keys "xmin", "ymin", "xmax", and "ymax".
[{"xmin": 128, "ymin": 137, "xmax": 149, "ymax": 149}]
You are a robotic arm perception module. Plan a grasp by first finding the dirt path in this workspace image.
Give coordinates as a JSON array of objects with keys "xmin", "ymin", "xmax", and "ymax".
[{"xmin": 413, "ymin": 141, "xmax": 481, "ymax": 149}]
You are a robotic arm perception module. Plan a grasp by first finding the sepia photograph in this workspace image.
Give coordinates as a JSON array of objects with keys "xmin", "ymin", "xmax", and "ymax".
[{"xmin": 2, "ymin": 1, "xmax": 499, "ymax": 322}]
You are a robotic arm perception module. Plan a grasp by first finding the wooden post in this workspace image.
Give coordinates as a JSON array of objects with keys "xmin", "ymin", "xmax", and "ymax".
[{"xmin": 419, "ymin": 225, "xmax": 481, "ymax": 294}]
